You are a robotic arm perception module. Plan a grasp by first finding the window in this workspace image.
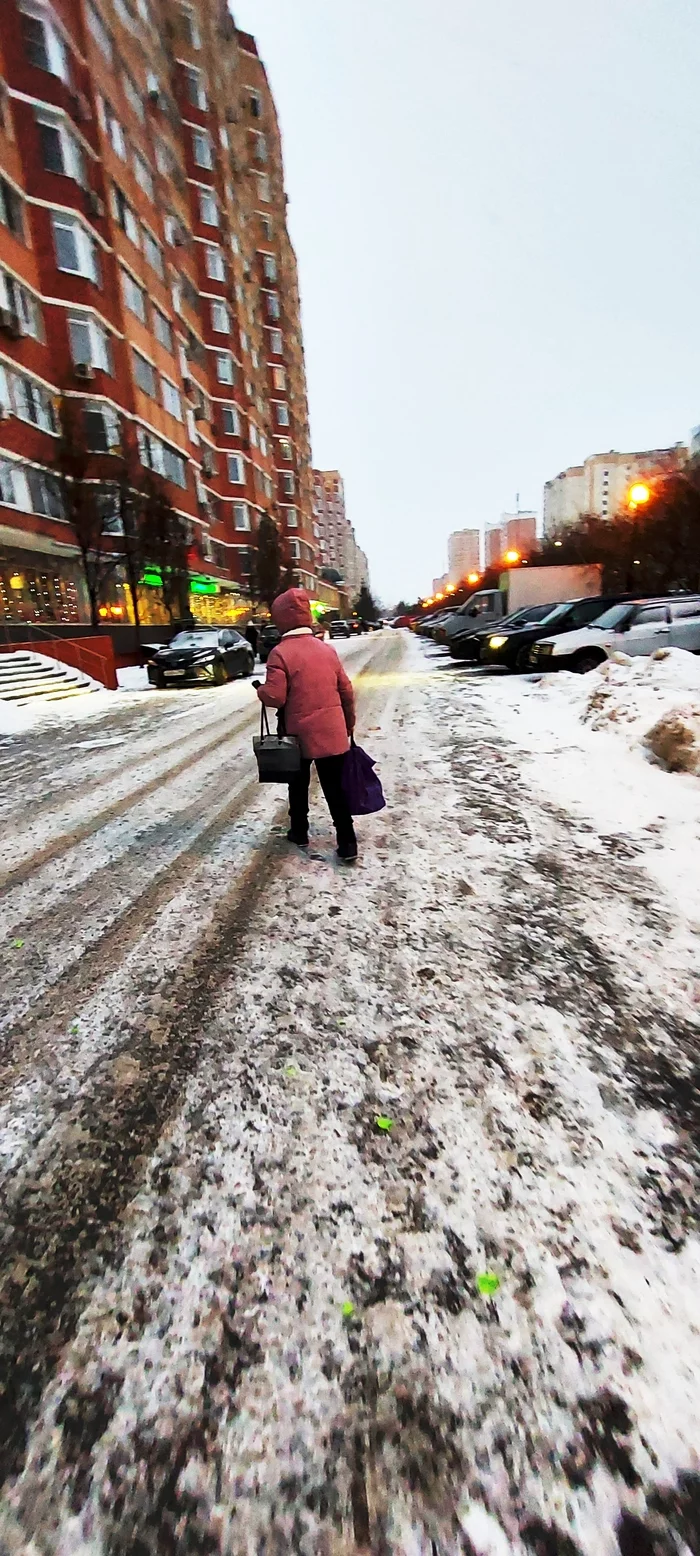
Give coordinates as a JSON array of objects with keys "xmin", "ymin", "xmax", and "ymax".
[
  {"xmin": 265, "ymin": 292, "xmax": 281, "ymax": 321},
  {"xmin": 192, "ymin": 130, "xmax": 213, "ymax": 169},
  {"xmin": 227, "ymin": 454, "xmax": 244, "ymax": 483},
  {"xmin": 257, "ymin": 174, "xmax": 271, "ymax": 203},
  {"xmin": 102, "ymin": 101, "xmax": 127, "ymax": 160},
  {"xmin": 249, "ymin": 422, "xmax": 258, "ymax": 447},
  {"xmin": 86, "ymin": 2, "xmax": 113, "ymax": 61},
  {"xmin": 8, "ymin": 371, "xmax": 57, "ymax": 433},
  {"xmin": 631, "ymin": 605, "xmax": 668, "ymax": 626},
  {"xmin": 0, "ymin": 268, "xmax": 43, "ymax": 339},
  {"xmin": 185, "ymin": 65, "xmax": 207, "ymax": 110},
  {"xmin": 133, "ymin": 153, "xmax": 154, "ymax": 200},
  {"xmin": 255, "ymin": 133, "xmax": 268, "ymax": 163},
  {"xmin": 221, "ymin": 404, "xmax": 240, "ymax": 435},
  {"xmin": 233, "ymin": 502, "xmax": 250, "ymax": 530},
  {"xmin": 215, "ymin": 352, "xmax": 234, "ymax": 384},
  {"xmin": 281, "ymin": 472, "xmax": 295, "ymax": 496},
  {"xmin": 671, "ymin": 600, "xmax": 700, "ymax": 620},
  {"xmin": 269, "ymin": 329, "xmax": 283, "ymax": 355},
  {"xmin": 0, "ymin": 458, "xmax": 28, "ymax": 509},
  {"xmin": 260, "ymin": 433, "xmax": 267, "ymax": 457},
  {"xmin": 288, "ymin": 538, "xmax": 300, "ymax": 560},
  {"xmin": 161, "ymin": 376, "xmax": 182, "ymax": 419},
  {"xmin": 272, "ymin": 366, "xmax": 286, "ymax": 390},
  {"xmin": 260, "ymin": 215, "xmax": 273, "ymax": 239},
  {"xmin": 36, "ymin": 114, "xmax": 85, "ymax": 184},
  {"xmin": 278, "ymin": 437, "xmax": 292, "ymax": 460},
  {"xmin": 20, "ymin": 8, "xmax": 70, "ymax": 81},
  {"xmin": 137, "ymin": 426, "xmax": 187, "ymax": 487},
  {"xmin": 142, "ymin": 228, "xmax": 164, "ymax": 276},
  {"xmin": 283, "ymin": 506, "xmax": 298, "ymax": 528},
  {"xmin": 180, "ymin": 4, "xmax": 201, "ymax": 45},
  {"xmin": 83, "ymin": 402, "xmax": 120, "ymax": 451},
  {"xmin": 123, "ymin": 69, "xmax": 145, "ymax": 123},
  {"xmin": 210, "ymin": 300, "xmax": 229, "ymax": 333},
  {"xmin": 204, "ymin": 244, "xmax": 225, "ymax": 281},
  {"xmin": 132, "ymin": 348, "xmax": 156, "ymax": 397},
  {"xmin": 120, "ymin": 267, "xmax": 146, "ymax": 322},
  {"xmin": 68, "ymin": 312, "xmax": 112, "ymax": 372},
  {"xmin": 153, "ymin": 307, "xmax": 173, "ymax": 351},
  {"xmin": 250, "ymin": 90, "xmax": 262, "ymax": 118},
  {"xmin": 155, "ymin": 140, "xmax": 170, "ymax": 176},
  {"xmin": 198, "ymin": 188, "xmax": 218, "ymax": 225},
  {"xmin": 0, "ymin": 177, "xmax": 24, "ymax": 241},
  {"xmin": 110, "ymin": 184, "xmax": 140, "ymax": 245},
  {"xmin": 262, "ymin": 253, "xmax": 277, "ymax": 281},
  {"xmin": 52, "ymin": 214, "xmax": 100, "ymax": 283},
  {"xmin": 275, "ymin": 402, "xmax": 290, "ymax": 427}
]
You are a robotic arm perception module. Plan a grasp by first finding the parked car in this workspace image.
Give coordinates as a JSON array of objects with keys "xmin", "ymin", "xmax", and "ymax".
[
  {"xmin": 329, "ymin": 619, "xmax": 351, "ymax": 639},
  {"xmin": 391, "ymin": 615, "xmax": 414, "ymax": 628},
  {"xmin": 448, "ymin": 604, "xmax": 556, "ymax": 661},
  {"xmin": 148, "ymin": 628, "xmax": 255, "ymax": 687},
  {"xmin": 480, "ymin": 594, "xmax": 633, "ymax": 672},
  {"xmin": 258, "ymin": 623, "xmax": 282, "ymax": 662},
  {"xmin": 426, "ymin": 609, "xmax": 460, "ymax": 642},
  {"xmin": 530, "ymin": 595, "xmax": 700, "ymax": 673}
]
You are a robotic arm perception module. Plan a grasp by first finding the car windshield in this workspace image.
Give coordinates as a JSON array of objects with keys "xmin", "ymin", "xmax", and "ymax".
[
  {"xmin": 169, "ymin": 631, "xmax": 219, "ymax": 648},
  {"xmin": 504, "ymin": 604, "xmax": 555, "ymax": 627},
  {"xmin": 588, "ymin": 603, "xmax": 633, "ymax": 629},
  {"xmin": 537, "ymin": 603, "xmax": 573, "ymax": 626}
]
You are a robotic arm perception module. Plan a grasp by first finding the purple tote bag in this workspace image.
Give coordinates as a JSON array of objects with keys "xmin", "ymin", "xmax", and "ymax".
[{"xmin": 342, "ymin": 737, "xmax": 386, "ymax": 816}]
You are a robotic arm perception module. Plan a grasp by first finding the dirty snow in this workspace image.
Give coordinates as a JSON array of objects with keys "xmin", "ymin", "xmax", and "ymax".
[{"xmin": 1, "ymin": 631, "xmax": 700, "ymax": 1554}]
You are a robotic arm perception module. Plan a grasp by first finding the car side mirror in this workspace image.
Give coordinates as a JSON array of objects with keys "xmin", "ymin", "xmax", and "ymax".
[{"xmin": 468, "ymin": 607, "xmax": 478, "ymax": 617}]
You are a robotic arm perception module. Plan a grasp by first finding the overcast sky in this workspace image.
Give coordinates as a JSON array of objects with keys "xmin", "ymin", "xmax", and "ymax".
[{"xmin": 233, "ymin": 0, "xmax": 700, "ymax": 603}]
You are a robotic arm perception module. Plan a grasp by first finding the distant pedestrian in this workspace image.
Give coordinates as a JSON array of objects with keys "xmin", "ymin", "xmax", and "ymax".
[
  {"xmin": 245, "ymin": 621, "xmax": 258, "ymax": 657},
  {"xmin": 256, "ymin": 588, "xmax": 358, "ymax": 861}
]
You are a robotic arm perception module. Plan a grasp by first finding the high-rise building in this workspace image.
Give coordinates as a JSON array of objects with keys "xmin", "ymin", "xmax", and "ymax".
[
  {"xmin": 0, "ymin": 0, "xmax": 316, "ymax": 628},
  {"xmin": 432, "ymin": 573, "xmax": 448, "ymax": 595},
  {"xmin": 500, "ymin": 511, "xmax": 537, "ymax": 556},
  {"xmin": 313, "ymin": 468, "xmax": 368, "ymax": 600},
  {"xmin": 543, "ymin": 446, "xmax": 687, "ymax": 537},
  {"xmin": 447, "ymin": 528, "xmax": 480, "ymax": 583},
  {"xmin": 485, "ymin": 525, "xmax": 503, "ymax": 567}
]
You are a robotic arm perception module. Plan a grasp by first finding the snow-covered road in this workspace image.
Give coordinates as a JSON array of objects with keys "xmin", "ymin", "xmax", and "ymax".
[{"xmin": 1, "ymin": 631, "xmax": 699, "ymax": 1555}]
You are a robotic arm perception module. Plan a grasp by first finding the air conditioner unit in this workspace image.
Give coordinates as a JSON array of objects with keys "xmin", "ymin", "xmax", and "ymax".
[
  {"xmin": 182, "ymin": 373, "xmax": 193, "ymax": 393},
  {"xmin": 172, "ymin": 227, "xmax": 186, "ymax": 246},
  {"xmin": 74, "ymin": 362, "xmax": 95, "ymax": 382},
  {"xmin": 201, "ymin": 451, "xmax": 214, "ymax": 475},
  {"xmin": 85, "ymin": 189, "xmax": 104, "ymax": 219},
  {"xmin": 0, "ymin": 306, "xmax": 22, "ymax": 339},
  {"xmin": 193, "ymin": 404, "xmax": 205, "ymax": 420}
]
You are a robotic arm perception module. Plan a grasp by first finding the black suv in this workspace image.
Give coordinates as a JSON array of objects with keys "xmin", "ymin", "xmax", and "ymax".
[
  {"xmin": 479, "ymin": 595, "xmax": 632, "ymax": 672},
  {"xmin": 448, "ymin": 604, "xmax": 555, "ymax": 662}
]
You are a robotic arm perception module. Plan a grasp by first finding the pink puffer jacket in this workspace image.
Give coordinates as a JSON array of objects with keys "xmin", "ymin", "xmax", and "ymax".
[{"xmin": 256, "ymin": 589, "xmax": 356, "ymax": 760}]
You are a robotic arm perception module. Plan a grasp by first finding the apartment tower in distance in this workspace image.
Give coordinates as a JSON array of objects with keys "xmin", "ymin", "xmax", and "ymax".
[
  {"xmin": 543, "ymin": 446, "xmax": 686, "ymax": 536},
  {"xmin": 0, "ymin": 0, "xmax": 316, "ymax": 628},
  {"xmin": 313, "ymin": 468, "xmax": 368, "ymax": 601},
  {"xmin": 447, "ymin": 527, "xmax": 480, "ymax": 584}
]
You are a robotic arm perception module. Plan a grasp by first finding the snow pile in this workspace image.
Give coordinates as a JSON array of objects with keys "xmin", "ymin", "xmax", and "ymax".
[{"xmin": 524, "ymin": 648, "xmax": 700, "ymax": 774}]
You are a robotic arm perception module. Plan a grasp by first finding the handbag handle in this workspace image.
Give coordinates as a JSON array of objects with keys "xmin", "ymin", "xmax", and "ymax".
[{"xmin": 260, "ymin": 704, "xmax": 271, "ymax": 738}]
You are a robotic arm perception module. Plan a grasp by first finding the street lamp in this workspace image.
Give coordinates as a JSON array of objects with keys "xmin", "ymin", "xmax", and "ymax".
[
  {"xmin": 467, "ymin": 571, "xmax": 480, "ymax": 585},
  {"xmin": 504, "ymin": 549, "xmax": 520, "ymax": 565},
  {"xmin": 628, "ymin": 481, "xmax": 651, "ymax": 511}
]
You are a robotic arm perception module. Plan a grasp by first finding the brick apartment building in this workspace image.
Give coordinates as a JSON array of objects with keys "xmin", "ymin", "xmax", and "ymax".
[
  {"xmin": 0, "ymin": 0, "xmax": 316, "ymax": 630},
  {"xmin": 312, "ymin": 468, "xmax": 368, "ymax": 601}
]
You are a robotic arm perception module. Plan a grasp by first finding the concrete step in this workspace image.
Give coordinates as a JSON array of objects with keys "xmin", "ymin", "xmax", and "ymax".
[{"xmin": 0, "ymin": 651, "xmax": 101, "ymax": 708}]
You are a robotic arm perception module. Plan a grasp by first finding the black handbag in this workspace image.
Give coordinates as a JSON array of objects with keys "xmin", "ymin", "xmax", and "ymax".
[{"xmin": 253, "ymin": 704, "xmax": 302, "ymax": 782}]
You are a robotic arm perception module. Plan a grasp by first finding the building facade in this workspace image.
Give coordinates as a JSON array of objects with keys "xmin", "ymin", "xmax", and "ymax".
[
  {"xmin": 543, "ymin": 446, "xmax": 687, "ymax": 537},
  {"xmin": 0, "ymin": 0, "xmax": 316, "ymax": 629},
  {"xmin": 447, "ymin": 527, "xmax": 480, "ymax": 584},
  {"xmin": 312, "ymin": 467, "xmax": 368, "ymax": 602},
  {"xmin": 499, "ymin": 510, "xmax": 537, "ymax": 556}
]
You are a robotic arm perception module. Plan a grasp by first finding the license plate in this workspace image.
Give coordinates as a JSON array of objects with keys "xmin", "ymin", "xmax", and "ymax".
[{"xmin": 164, "ymin": 669, "xmax": 186, "ymax": 677}]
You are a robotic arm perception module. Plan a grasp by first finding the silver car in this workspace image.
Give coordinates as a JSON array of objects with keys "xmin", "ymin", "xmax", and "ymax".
[{"xmin": 530, "ymin": 596, "xmax": 700, "ymax": 672}]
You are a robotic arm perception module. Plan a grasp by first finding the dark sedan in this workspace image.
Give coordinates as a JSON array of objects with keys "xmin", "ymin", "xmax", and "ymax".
[
  {"xmin": 479, "ymin": 594, "xmax": 631, "ymax": 672},
  {"xmin": 147, "ymin": 628, "xmax": 254, "ymax": 687},
  {"xmin": 329, "ymin": 619, "xmax": 351, "ymax": 638},
  {"xmin": 448, "ymin": 604, "xmax": 555, "ymax": 662},
  {"xmin": 259, "ymin": 623, "xmax": 282, "ymax": 662}
]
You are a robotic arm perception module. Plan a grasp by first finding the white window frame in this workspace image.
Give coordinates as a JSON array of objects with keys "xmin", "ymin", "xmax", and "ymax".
[
  {"xmin": 120, "ymin": 265, "xmax": 146, "ymax": 322},
  {"xmin": 192, "ymin": 130, "xmax": 213, "ymax": 169},
  {"xmin": 210, "ymin": 299, "xmax": 230, "ymax": 333},
  {"xmin": 153, "ymin": 305, "xmax": 173, "ymax": 351},
  {"xmin": 133, "ymin": 151, "xmax": 154, "ymax": 200},
  {"xmin": 215, "ymin": 352, "xmax": 234, "ymax": 384},
  {"xmin": 161, "ymin": 374, "xmax": 182, "ymax": 420},
  {"xmin": 20, "ymin": 4, "xmax": 71, "ymax": 82},
  {"xmin": 185, "ymin": 64, "xmax": 208, "ymax": 111},
  {"xmin": 86, "ymin": 1, "xmax": 113, "ymax": 61},
  {"xmin": 204, "ymin": 244, "xmax": 225, "ymax": 281},
  {"xmin": 221, "ymin": 403, "xmax": 240, "ymax": 436},
  {"xmin": 233, "ymin": 501, "xmax": 250, "ymax": 531},
  {"xmin": 68, "ymin": 311, "xmax": 113, "ymax": 372},
  {"xmin": 274, "ymin": 401, "xmax": 290, "ymax": 427},
  {"xmin": 198, "ymin": 187, "xmax": 218, "ymax": 226},
  {"xmin": 269, "ymin": 328, "xmax": 283, "ymax": 354},
  {"xmin": 227, "ymin": 453, "xmax": 244, "ymax": 484},
  {"xmin": 142, "ymin": 226, "xmax": 164, "ymax": 276},
  {"xmin": 36, "ymin": 109, "xmax": 85, "ymax": 184},
  {"xmin": 132, "ymin": 347, "xmax": 156, "ymax": 397},
  {"xmin": 52, "ymin": 212, "xmax": 101, "ymax": 283},
  {"xmin": 262, "ymin": 252, "xmax": 277, "ymax": 281}
]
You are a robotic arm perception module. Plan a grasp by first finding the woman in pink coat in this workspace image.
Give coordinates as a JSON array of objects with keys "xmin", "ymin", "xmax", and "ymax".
[{"xmin": 256, "ymin": 588, "xmax": 358, "ymax": 860}]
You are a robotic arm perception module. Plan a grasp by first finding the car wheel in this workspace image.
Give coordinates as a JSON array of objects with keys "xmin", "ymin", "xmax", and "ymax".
[
  {"xmin": 572, "ymin": 649, "xmax": 606, "ymax": 674},
  {"xmin": 212, "ymin": 660, "xmax": 229, "ymax": 686},
  {"xmin": 153, "ymin": 669, "xmax": 166, "ymax": 689},
  {"xmin": 515, "ymin": 645, "xmax": 533, "ymax": 673}
]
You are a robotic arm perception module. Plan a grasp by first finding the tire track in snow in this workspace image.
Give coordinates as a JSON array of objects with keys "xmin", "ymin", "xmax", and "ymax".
[{"xmin": 0, "ymin": 635, "xmax": 403, "ymax": 1493}]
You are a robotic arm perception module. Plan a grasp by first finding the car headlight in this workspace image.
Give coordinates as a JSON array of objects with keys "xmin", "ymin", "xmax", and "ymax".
[{"xmin": 488, "ymin": 635, "xmax": 508, "ymax": 649}]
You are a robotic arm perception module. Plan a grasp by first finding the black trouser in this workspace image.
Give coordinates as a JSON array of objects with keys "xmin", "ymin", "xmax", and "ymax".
[{"xmin": 289, "ymin": 755, "xmax": 357, "ymax": 850}]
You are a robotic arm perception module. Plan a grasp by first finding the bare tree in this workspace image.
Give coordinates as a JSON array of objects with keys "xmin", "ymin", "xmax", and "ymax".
[
  {"xmin": 251, "ymin": 513, "xmax": 283, "ymax": 609},
  {"xmin": 139, "ymin": 471, "xmax": 190, "ymax": 623},
  {"xmin": 52, "ymin": 398, "xmax": 120, "ymax": 630}
]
